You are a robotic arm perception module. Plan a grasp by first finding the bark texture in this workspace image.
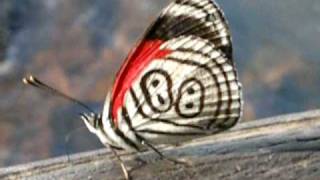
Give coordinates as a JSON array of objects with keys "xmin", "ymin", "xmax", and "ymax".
[{"xmin": 1, "ymin": 110, "xmax": 320, "ymax": 180}]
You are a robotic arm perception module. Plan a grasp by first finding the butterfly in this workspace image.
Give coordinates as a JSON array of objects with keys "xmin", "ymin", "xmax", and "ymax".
[{"xmin": 23, "ymin": 0, "xmax": 243, "ymax": 179}]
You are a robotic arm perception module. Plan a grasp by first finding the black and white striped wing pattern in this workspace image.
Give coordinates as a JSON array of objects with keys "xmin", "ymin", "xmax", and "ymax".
[{"xmin": 110, "ymin": 0, "xmax": 243, "ymax": 145}]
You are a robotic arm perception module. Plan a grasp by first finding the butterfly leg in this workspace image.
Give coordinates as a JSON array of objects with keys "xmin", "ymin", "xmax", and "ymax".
[
  {"xmin": 141, "ymin": 140, "xmax": 190, "ymax": 166},
  {"xmin": 108, "ymin": 145, "xmax": 131, "ymax": 180}
]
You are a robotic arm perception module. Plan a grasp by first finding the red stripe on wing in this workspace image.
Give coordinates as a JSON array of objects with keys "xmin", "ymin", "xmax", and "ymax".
[{"xmin": 111, "ymin": 40, "xmax": 171, "ymax": 126}]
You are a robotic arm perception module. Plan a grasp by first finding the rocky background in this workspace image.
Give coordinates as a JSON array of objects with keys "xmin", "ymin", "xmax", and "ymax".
[{"xmin": 0, "ymin": 0, "xmax": 319, "ymax": 167}]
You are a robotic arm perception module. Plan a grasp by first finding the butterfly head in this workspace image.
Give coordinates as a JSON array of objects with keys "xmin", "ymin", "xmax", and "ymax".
[
  {"xmin": 80, "ymin": 92, "xmax": 112, "ymax": 134},
  {"xmin": 80, "ymin": 112, "xmax": 102, "ymax": 133}
]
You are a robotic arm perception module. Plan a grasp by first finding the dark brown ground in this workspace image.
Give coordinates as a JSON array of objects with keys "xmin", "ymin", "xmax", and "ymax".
[{"xmin": 1, "ymin": 110, "xmax": 320, "ymax": 180}]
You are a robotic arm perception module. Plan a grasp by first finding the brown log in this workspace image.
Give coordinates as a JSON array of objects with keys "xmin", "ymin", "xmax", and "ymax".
[{"xmin": 1, "ymin": 110, "xmax": 320, "ymax": 180}]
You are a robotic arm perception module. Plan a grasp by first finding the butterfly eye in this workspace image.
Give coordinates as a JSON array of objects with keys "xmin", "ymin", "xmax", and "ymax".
[
  {"xmin": 176, "ymin": 78, "xmax": 205, "ymax": 118},
  {"xmin": 140, "ymin": 69, "xmax": 173, "ymax": 113}
]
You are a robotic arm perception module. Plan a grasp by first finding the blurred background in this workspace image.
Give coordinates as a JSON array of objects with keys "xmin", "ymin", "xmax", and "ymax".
[{"xmin": 0, "ymin": 0, "xmax": 319, "ymax": 167}]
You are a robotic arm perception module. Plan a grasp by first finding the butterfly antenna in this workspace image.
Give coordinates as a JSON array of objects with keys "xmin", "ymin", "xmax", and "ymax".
[{"xmin": 22, "ymin": 75, "xmax": 95, "ymax": 114}]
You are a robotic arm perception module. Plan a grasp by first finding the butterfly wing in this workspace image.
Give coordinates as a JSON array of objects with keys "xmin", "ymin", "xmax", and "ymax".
[{"xmin": 108, "ymin": 0, "xmax": 242, "ymax": 144}]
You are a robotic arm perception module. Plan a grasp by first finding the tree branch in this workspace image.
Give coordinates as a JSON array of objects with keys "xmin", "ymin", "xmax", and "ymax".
[{"xmin": 1, "ymin": 110, "xmax": 320, "ymax": 179}]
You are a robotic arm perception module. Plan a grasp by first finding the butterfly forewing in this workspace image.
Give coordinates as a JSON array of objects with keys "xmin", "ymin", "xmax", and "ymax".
[
  {"xmin": 108, "ymin": 0, "xmax": 242, "ymax": 145},
  {"xmin": 145, "ymin": 0, "xmax": 232, "ymax": 58}
]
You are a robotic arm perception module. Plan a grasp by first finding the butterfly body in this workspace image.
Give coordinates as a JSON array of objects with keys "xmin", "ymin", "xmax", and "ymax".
[
  {"xmin": 81, "ymin": 0, "xmax": 243, "ymax": 152},
  {"xmin": 23, "ymin": 0, "xmax": 243, "ymax": 179}
]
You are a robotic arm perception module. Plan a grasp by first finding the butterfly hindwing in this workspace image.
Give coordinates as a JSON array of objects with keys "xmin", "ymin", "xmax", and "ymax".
[
  {"xmin": 108, "ymin": 0, "xmax": 242, "ymax": 144},
  {"xmin": 128, "ymin": 36, "xmax": 242, "ymax": 135}
]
